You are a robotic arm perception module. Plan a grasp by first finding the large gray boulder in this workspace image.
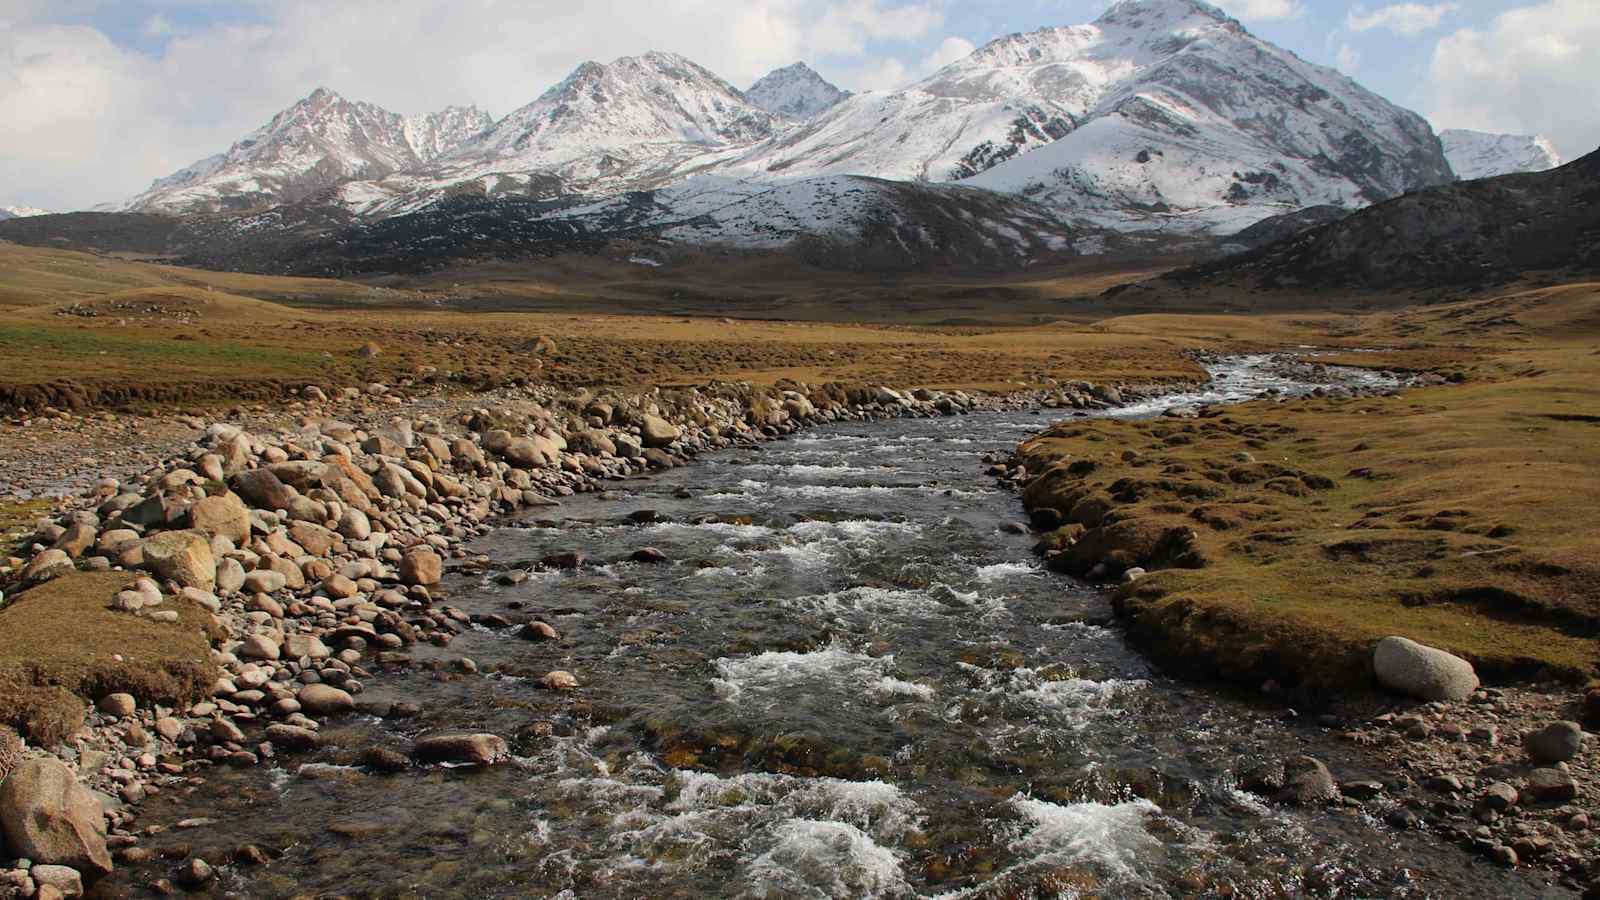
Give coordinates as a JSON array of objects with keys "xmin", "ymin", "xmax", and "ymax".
[
  {"xmin": 639, "ymin": 415, "xmax": 680, "ymax": 448},
  {"xmin": 1373, "ymin": 636, "xmax": 1478, "ymax": 701},
  {"xmin": 0, "ymin": 757, "xmax": 113, "ymax": 874}
]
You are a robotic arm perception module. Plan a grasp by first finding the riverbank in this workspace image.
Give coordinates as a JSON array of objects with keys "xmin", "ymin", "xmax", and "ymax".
[
  {"xmin": 0, "ymin": 367, "xmax": 1200, "ymax": 894},
  {"xmin": 1008, "ymin": 287, "xmax": 1600, "ymax": 694}
]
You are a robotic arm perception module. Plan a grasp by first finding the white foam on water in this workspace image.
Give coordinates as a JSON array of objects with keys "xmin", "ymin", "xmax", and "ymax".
[
  {"xmin": 636, "ymin": 521, "xmax": 775, "ymax": 539},
  {"xmin": 744, "ymin": 819, "xmax": 912, "ymax": 899},
  {"xmin": 733, "ymin": 479, "xmax": 991, "ymax": 500},
  {"xmin": 781, "ymin": 586, "xmax": 940, "ymax": 616},
  {"xmin": 972, "ymin": 561, "xmax": 1043, "ymax": 581},
  {"xmin": 741, "ymin": 463, "xmax": 886, "ymax": 478},
  {"xmin": 1009, "ymin": 796, "xmax": 1164, "ymax": 882},
  {"xmin": 712, "ymin": 641, "xmax": 932, "ymax": 708},
  {"xmin": 787, "ymin": 519, "xmax": 921, "ymax": 541}
]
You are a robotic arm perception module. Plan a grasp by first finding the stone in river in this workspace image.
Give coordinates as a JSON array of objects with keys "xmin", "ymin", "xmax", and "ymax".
[
  {"xmin": 296, "ymin": 684, "xmax": 355, "ymax": 716},
  {"xmin": 413, "ymin": 734, "xmax": 509, "ymax": 766}
]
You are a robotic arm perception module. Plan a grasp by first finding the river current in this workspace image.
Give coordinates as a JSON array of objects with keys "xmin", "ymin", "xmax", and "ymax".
[{"xmin": 121, "ymin": 356, "xmax": 1570, "ymax": 898}]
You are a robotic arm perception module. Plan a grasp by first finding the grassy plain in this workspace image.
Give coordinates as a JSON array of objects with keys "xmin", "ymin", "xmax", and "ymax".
[{"xmin": 1017, "ymin": 283, "xmax": 1600, "ymax": 691}]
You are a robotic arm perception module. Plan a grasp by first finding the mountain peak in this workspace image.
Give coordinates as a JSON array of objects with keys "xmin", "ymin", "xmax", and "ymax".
[
  {"xmin": 746, "ymin": 62, "xmax": 849, "ymax": 121},
  {"xmin": 1095, "ymin": 0, "xmax": 1237, "ymax": 29},
  {"xmin": 1440, "ymin": 129, "xmax": 1564, "ymax": 180}
]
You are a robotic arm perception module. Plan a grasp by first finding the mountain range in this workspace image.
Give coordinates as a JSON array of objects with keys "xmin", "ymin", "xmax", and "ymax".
[
  {"xmin": 8, "ymin": 0, "xmax": 1569, "ymax": 275},
  {"xmin": 0, "ymin": 205, "xmax": 50, "ymax": 221}
]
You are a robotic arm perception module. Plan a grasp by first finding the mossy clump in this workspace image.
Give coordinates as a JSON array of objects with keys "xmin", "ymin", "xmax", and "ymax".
[{"xmin": 0, "ymin": 571, "xmax": 218, "ymax": 744}]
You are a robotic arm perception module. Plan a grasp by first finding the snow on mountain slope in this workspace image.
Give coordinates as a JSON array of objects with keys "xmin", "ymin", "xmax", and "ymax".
[
  {"xmin": 1440, "ymin": 129, "xmax": 1562, "ymax": 180},
  {"xmin": 549, "ymin": 173, "xmax": 1087, "ymax": 267},
  {"xmin": 124, "ymin": 89, "xmax": 490, "ymax": 214},
  {"xmin": 403, "ymin": 106, "xmax": 495, "ymax": 162},
  {"xmin": 745, "ymin": 63, "xmax": 849, "ymax": 120},
  {"xmin": 0, "ymin": 205, "xmax": 51, "ymax": 220},
  {"xmin": 727, "ymin": 0, "xmax": 1451, "ymax": 233},
  {"xmin": 337, "ymin": 51, "xmax": 784, "ymax": 216}
]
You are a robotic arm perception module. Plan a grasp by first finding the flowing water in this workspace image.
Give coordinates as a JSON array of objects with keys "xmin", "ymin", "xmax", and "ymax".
[{"xmin": 121, "ymin": 357, "xmax": 1571, "ymax": 898}]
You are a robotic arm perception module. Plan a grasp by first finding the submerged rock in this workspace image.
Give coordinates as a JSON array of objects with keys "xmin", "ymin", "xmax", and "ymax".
[{"xmin": 413, "ymin": 733, "xmax": 509, "ymax": 766}]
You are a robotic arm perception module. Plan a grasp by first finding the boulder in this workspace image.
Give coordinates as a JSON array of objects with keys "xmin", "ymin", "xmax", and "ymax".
[
  {"xmin": 413, "ymin": 733, "xmax": 509, "ymax": 766},
  {"xmin": 1372, "ymin": 636, "xmax": 1478, "ymax": 701},
  {"xmin": 188, "ymin": 493, "xmax": 251, "ymax": 543},
  {"xmin": 296, "ymin": 684, "xmax": 355, "ymax": 716},
  {"xmin": 20, "ymin": 549, "xmax": 74, "ymax": 584},
  {"xmin": 0, "ymin": 757, "xmax": 113, "ymax": 874},
  {"xmin": 1524, "ymin": 721, "xmax": 1585, "ymax": 764},
  {"xmin": 264, "ymin": 724, "xmax": 321, "ymax": 753},
  {"xmin": 29, "ymin": 865, "xmax": 82, "ymax": 898},
  {"xmin": 1525, "ymin": 767, "xmax": 1579, "ymax": 803},
  {"xmin": 482, "ymin": 430, "xmax": 560, "ymax": 469},
  {"xmin": 50, "ymin": 523, "xmax": 97, "ymax": 559},
  {"xmin": 1278, "ymin": 756, "xmax": 1339, "ymax": 804},
  {"xmin": 640, "ymin": 415, "xmax": 680, "ymax": 448},
  {"xmin": 95, "ymin": 694, "xmax": 136, "ymax": 719},
  {"xmin": 399, "ymin": 548, "xmax": 442, "ymax": 586},
  {"xmin": 140, "ymin": 530, "xmax": 216, "ymax": 591},
  {"xmin": 231, "ymin": 468, "xmax": 300, "ymax": 511}
]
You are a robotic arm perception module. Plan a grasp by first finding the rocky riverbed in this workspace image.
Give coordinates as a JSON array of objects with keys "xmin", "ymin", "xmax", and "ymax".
[{"xmin": 0, "ymin": 356, "xmax": 1592, "ymax": 897}]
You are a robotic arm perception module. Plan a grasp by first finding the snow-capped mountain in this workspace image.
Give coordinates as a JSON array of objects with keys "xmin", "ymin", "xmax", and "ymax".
[
  {"xmin": 729, "ymin": 0, "xmax": 1450, "ymax": 233},
  {"xmin": 0, "ymin": 205, "xmax": 50, "ymax": 220},
  {"xmin": 113, "ymin": 0, "xmax": 1457, "ymax": 246},
  {"xmin": 124, "ymin": 88, "xmax": 492, "ymax": 214},
  {"xmin": 335, "ymin": 51, "xmax": 784, "ymax": 216},
  {"xmin": 403, "ymin": 105, "xmax": 495, "ymax": 162},
  {"xmin": 745, "ymin": 63, "xmax": 849, "ymax": 120},
  {"xmin": 1439, "ymin": 129, "xmax": 1562, "ymax": 180}
]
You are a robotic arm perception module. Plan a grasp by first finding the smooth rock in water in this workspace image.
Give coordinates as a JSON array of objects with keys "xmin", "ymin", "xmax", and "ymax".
[
  {"xmin": 413, "ymin": 733, "xmax": 509, "ymax": 766},
  {"xmin": 1278, "ymin": 756, "xmax": 1339, "ymax": 804},
  {"xmin": 296, "ymin": 684, "xmax": 355, "ymax": 716},
  {"xmin": 519, "ymin": 621, "xmax": 559, "ymax": 642},
  {"xmin": 541, "ymin": 671, "xmax": 579, "ymax": 691},
  {"xmin": 264, "ymin": 724, "xmax": 320, "ymax": 752},
  {"xmin": 177, "ymin": 857, "xmax": 215, "ymax": 887},
  {"xmin": 140, "ymin": 530, "xmax": 216, "ymax": 592},
  {"xmin": 1525, "ymin": 768, "xmax": 1579, "ymax": 803},
  {"xmin": 95, "ymin": 694, "xmax": 136, "ymax": 719},
  {"xmin": 361, "ymin": 747, "xmax": 411, "ymax": 773},
  {"xmin": 0, "ymin": 758, "xmax": 114, "ymax": 874},
  {"xmin": 1372, "ymin": 636, "xmax": 1478, "ymax": 701},
  {"xmin": 399, "ymin": 548, "xmax": 441, "ymax": 586},
  {"xmin": 1524, "ymin": 721, "xmax": 1585, "ymax": 763}
]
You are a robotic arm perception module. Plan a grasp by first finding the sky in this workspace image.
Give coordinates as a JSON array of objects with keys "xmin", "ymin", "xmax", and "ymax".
[{"xmin": 2, "ymin": 0, "xmax": 1595, "ymax": 211}]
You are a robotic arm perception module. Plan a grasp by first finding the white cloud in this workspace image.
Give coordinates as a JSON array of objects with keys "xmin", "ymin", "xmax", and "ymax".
[
  {"xmin": 1346, "ymin": 2, "xmax": 1457, "ymax": 35},
  {"xmin": 0, "ymin": 0, "xmax": 949, "ymax": 209},
  {"xmin": 1214, "ymin": 0, "xmax": 1304, "ymax": 22},
  {"xmin": 1335, "ymin": 43, "xmax": 1360, "ymax": 72},
  {"xmin": 1428, "ymin": 0, "xmax": 1600, "ymax": 161},
  {"xmin": 923, "ymin": 36, "xmax": 977, "ymax": 72}
]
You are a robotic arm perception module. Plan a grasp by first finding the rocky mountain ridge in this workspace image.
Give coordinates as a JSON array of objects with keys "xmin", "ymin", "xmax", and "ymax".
[
  {"xmin": 78, "ymin": 0, "xmax": 1574, "ymax": 263},
  {"xmin": 0, "ymin": 205, "xmax": 50, "ymax": 220},
  {"xmin": 744, "ymin": 63, "xmax": 850, "ymax": 120},
  {"xmin": 1440, "ymin": 129, "xmax": 1562, "ymax": 181}
]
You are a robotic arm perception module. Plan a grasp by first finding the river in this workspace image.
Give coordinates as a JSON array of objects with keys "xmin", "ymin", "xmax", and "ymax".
[{"xmin": 116, "ymin": 356, "xmax": 1569, "ymax": 898}]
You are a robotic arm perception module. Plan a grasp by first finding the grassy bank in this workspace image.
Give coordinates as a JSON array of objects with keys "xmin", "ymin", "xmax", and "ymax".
[
  {"xmin": 1015, "ymin": 284, "xmax": 1600, "ymax": 694},
  {"xmin": 0, "ymin": 572, "xmax": 219, "ymax": 744}
]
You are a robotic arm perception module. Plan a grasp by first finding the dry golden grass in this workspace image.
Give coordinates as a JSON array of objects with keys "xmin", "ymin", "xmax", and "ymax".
[
  {"xmin": 1016, "ymin": 284, "xmax": 1600, "ymax": 692},
  {"xmin": 0, "ymin": 572, "xmax": 219, "ymax": 743}
]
